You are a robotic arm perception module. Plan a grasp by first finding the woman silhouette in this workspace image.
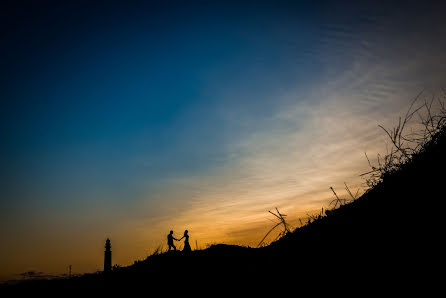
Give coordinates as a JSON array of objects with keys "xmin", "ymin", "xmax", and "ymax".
[{"xmin": 179, "ymin": 230, "xmax": 191, "ymax": 253}]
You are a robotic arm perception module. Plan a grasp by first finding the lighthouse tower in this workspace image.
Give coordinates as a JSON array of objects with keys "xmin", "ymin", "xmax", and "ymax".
[{"xmin": 104, "ymin": 238, "xmax": 112, "ymax": 272}]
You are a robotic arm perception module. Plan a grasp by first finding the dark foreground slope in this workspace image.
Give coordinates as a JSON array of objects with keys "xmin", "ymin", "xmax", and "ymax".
[
  {"xmin": 269, "ymin": 125, "xmax": 445, "ymax": 268},
  {"xmin": 2, "ymin": 127, "xmax": 444, "ymax": 293}
]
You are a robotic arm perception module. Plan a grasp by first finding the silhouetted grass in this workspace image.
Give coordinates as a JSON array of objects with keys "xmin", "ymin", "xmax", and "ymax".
[
  {"xmin": 265, "ymin": 92, "xmax": 445, "ymax": 280},
  {"xmin": 362, "ymin": 90, "xmax": 446, "ymax": 188}
]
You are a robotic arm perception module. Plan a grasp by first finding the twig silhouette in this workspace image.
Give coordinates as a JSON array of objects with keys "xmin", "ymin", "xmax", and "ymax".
[
  {"xmin": 257, "ymin": 208, "xmax": 292, "ymax": 248},
  {"xmin": 344, "ymin": 182, "xmax": 359, "ymax": 202},
  {"xmin": 329, "ymin": 187, "xmax": 346, "ymax": 208}
]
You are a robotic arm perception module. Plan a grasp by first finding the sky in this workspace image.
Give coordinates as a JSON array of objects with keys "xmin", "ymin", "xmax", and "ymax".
[{"xmin": 1, "ymin": 0, "xmax": 446, "ymax": 280}]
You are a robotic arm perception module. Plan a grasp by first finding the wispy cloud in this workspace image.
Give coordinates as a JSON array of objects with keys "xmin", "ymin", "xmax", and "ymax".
[{"xmin": 132, "ymin": 17, "xmax": 446, "ymax": 250}]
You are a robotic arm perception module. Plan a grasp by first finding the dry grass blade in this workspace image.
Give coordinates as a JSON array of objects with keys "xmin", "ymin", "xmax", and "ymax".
[
  {"xmin": 257, "ymin": 208, "xmax": 293, "ymax": 248},
  {"xmin": 329, "ymin": 186, "xmax": 346, "ymax": 208}
]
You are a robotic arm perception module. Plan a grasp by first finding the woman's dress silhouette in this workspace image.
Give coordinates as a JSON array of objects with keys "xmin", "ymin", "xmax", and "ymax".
[{"xmin": 181, "ymin": 230, "xmax": 191, "ymax": 252}]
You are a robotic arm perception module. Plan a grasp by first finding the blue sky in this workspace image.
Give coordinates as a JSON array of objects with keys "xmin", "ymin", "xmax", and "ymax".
[
  {"xmin": 1, "ymin": 0, "xmax": 446, "ymax": 278},
  {"xmin": 2, "ymin": 1, "xmax": 330, "ymax": 210}
]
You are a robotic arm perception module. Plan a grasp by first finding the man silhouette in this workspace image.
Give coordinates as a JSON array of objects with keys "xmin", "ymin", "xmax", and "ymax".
[{"xmin": 167, "ymin": 230, "xmax": 179, "ymax": 251}]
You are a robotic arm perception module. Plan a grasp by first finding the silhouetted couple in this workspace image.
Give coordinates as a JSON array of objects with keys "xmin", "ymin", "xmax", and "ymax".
[{"xmin": 167, "ymin": 230, "xmax": 191, "ymax": 253}]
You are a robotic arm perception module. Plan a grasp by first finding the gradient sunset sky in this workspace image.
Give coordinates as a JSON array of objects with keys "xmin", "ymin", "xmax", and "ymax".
[{"xmin": 1, "ymin": 0, "xmax": 445, "ymax": 280}]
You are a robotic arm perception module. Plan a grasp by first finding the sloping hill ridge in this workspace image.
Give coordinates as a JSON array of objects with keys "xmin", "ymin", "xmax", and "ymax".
[{"xmin": 3, "ymin": 126, "xmax": 444, "ymax": 293}]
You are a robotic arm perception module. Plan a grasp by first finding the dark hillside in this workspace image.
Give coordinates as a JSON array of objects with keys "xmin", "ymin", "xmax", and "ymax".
[{"xmin": 266, "ymin": 120, "xmax": 445, "ymax": 282}]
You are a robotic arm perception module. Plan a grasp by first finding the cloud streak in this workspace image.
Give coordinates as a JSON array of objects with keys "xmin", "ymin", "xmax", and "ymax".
[{"xmin": 135, "ymin": 14, "xmax": 446, "ymax": 250}]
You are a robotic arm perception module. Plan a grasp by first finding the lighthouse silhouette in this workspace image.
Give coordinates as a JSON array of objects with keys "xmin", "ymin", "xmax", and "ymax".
[{"xmin": 104, "ymin": 238, "xmax": 112, "ymax": 272}]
